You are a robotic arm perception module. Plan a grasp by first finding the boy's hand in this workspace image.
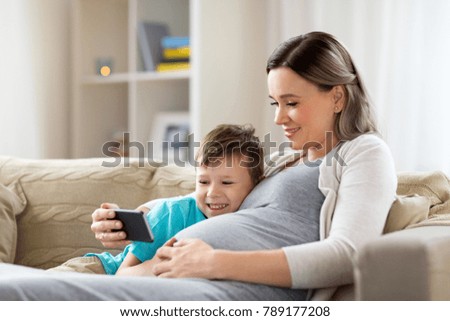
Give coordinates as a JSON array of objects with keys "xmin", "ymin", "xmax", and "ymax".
[{"xmin": 91, "ymin": 202, "xmax": 129, "ymax": 248}]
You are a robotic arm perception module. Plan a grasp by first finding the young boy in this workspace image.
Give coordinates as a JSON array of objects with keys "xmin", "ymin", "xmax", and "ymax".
[{"xmin": 87, "ymin": 124, "xmax": 264, "ymax": 276}]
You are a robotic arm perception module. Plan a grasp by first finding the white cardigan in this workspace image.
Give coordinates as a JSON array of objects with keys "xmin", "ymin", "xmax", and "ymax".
[{"xmin": 266, "ymin": 134, "xmax": 397, "ymax": 300}]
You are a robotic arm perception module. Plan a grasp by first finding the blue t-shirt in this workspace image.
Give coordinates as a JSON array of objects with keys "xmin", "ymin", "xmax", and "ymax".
[{"xmin": 86, "ymin": 195, "xmax": 206, "ymax": 275}]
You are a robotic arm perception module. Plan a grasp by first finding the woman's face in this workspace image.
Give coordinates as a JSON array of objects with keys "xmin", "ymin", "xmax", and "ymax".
[{"xmin": 268, "ymin": 67, "xmax": 342, "ymax": 152}]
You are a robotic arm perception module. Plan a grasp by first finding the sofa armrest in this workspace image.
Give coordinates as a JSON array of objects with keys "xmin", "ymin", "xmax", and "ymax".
[{"xmin": 354, "ymin": 226, "xmax": 450, "ymax": 300}]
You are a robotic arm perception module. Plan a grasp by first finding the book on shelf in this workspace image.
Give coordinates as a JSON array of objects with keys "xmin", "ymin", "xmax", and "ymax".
[
  {"xmin": 138, "ymin": 22, "xmax": 169, "ymax": 71},
  {"xmin": 161, "ymin": 36, "xmax": 190, "ymax": 49},
  {"xmin": 163, "ymin": 46, "xmax": 190, "ymax": 60},
  {"xmin": 156, "ymin": 35, "xmax": 190, "ymax": 72},
  {"xmin": 156, "ymin": 62, "xmax": 190, "ymax": 72}
]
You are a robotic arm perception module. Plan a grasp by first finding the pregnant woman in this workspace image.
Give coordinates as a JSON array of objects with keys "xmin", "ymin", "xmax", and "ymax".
[{"xmin": 0, "ymin": 31, "xmax": 396, "ymax": 300}]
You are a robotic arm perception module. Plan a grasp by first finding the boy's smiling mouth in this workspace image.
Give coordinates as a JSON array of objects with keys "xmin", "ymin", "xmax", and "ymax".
[{"xmin": 207, "ymin": 203, "xmax": 228, "ymax": 210}]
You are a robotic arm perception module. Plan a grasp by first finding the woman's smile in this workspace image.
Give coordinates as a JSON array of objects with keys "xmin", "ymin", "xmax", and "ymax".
[{"xmin": 283, "ymin": 126, "xmax": 301, "ymax": 138}]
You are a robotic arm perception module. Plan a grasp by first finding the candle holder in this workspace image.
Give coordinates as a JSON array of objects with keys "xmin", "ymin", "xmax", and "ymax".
[{"xmin": 96, "ymin": 57, "xmax": 113, "ymax": 77}]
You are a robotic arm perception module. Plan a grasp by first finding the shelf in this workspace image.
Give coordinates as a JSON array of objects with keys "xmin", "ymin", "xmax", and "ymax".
[
  {"xmin": 82, "ymin": 70, "xmax": 190, "ymax": 85},
  {"xmin": 72, "ymin": 0, "xmax": 266, "ymax": 158},
  {"xmin": 134, "ymin": 70, "xmax": 190, "ymax": 82},
  {"xmin": 82, "ymin": 73, "xmax": 130, "ymax": 84},
  {"xmin": 72, "ymin": 0, "xmax": 192, "ymax": 158}
]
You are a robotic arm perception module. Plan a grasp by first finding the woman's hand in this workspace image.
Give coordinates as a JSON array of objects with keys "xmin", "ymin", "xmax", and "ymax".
[
  {"xmin": 90, "ymin": 203, "xmax": 129, "ymax": 248},
  {"xmin": 153, "ymin": 238, "xmax": 292, "ymax": 287},
  {"xmin": 153, "ymin": 238, "xmax": 217, "ymax": 279}
]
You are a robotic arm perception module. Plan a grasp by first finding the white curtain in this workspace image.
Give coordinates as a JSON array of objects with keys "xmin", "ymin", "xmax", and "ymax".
[
  {"xmin": 0, "ymin": 1, "xmax": 40, "ymax": 157},
  {"xmin": 276, "ymin": 0, "xmax": 450, "ymax": 175},
  {"xmin": 0, "ymin": 0, "xmax": 70, "ymax": 158}
]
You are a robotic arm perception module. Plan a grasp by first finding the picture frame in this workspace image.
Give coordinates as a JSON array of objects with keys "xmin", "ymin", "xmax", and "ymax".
[{"xmin": 149, "ymin": 111, "xmax": 190, "ymax": 163}]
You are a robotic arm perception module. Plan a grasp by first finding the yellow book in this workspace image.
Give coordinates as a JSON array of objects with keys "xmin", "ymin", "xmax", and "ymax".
[
  {"xmin": 163, "ymin": 46, "xmax": 190, "ymax": 59},
  {"xmin": 156, "ymin": 62, "xmax": 190, "ymax": 72}
]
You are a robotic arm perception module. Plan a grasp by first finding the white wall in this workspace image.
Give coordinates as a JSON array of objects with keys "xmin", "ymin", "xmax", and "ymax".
[
  {"xmin": 191, "ymin": 0, "xmax": 268, "ymax": 141},
  {"xmin": 0, "ymin": 0, "xmax": 70, "ymax": 159}
]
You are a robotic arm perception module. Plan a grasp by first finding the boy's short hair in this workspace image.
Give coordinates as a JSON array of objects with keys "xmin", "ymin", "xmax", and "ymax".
[{"xmin": 196, "ymin": 124, "xmax": 264, "ymax": 186}]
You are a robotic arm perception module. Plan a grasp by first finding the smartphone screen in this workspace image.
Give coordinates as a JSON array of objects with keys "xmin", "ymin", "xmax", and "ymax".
[{"xmin": 112, "ymin": 209, "xmax": 154, "ymax": 242}]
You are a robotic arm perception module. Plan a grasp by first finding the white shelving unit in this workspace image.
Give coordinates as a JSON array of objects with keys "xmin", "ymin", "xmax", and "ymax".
[
  {"xmin": 71, "ymin": 0, "xmax": 270, "ymax": 159},
  {"xmin": 71, "ymin": 0, "xmax": 191, "ymax": 158}
]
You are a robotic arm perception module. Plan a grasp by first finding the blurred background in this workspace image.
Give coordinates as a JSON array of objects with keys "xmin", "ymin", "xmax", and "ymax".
[{"xmin": 0, "ymin": 0, "xmax": 449, "ymax": 174}]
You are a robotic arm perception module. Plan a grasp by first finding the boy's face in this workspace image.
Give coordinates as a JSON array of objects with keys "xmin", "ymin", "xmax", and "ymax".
[{"xmin": 195, "ymin": 155, "xmax": 254, "ymax": 218}]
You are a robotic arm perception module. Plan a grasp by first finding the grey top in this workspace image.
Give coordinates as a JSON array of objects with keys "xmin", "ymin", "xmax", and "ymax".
[{"xmin": 176, "ymin": 161, "xmax": 323, "ymax": 251}]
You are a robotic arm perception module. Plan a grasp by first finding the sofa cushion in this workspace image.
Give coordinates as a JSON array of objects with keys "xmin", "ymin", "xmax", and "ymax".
[
  {"xmin": 397, "ymin": 171, "xmax": 450, "ymax": 215},
  {"xmin": 0, "ymin": 157, "xmax": 195, "ymax": 269},
  {"xmin": 0, "ymin": 182, "xmax": 26, "ymax": 263},
  {"xmin": 383, "ymin": 194, "xmax": 430, "ymax": 234}
]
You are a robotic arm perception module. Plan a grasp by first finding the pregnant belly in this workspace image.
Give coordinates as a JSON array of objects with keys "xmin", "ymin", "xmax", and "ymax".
[{"xmin": 175, "ymin": 207, "xmax": 319, "ymax": 251}]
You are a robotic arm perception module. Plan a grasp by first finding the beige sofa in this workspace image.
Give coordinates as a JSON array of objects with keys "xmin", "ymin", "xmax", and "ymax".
[{"xmin": 0, "ymin": 156, "xmax": 449, "ymax": 300}]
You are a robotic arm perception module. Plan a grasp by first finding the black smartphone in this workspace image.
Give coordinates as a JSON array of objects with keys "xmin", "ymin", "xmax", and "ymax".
[{"xmin": 112, "ymin": 209, "xmax": 154, "ymax": 242}]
